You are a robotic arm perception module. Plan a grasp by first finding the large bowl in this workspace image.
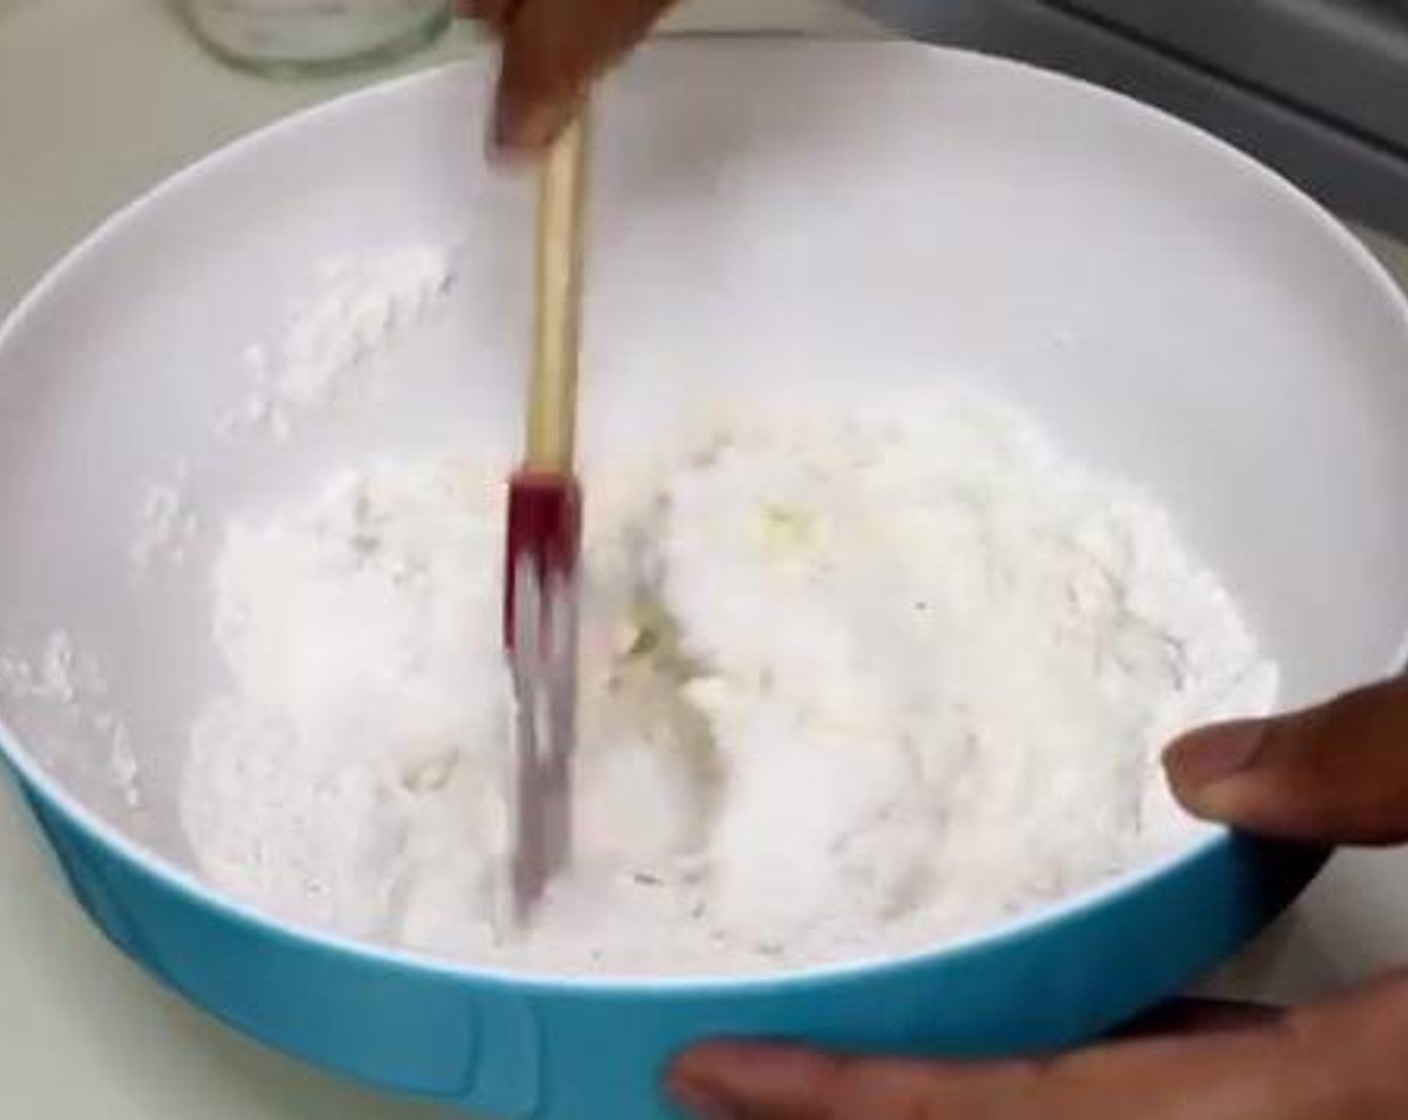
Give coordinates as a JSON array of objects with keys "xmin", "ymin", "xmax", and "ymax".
[{"xmin": 2, "ymin": 44, "xmax": 1406, "ymax": 1120}]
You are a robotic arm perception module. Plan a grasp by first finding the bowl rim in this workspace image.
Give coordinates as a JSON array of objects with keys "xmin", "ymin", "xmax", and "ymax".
[{"xmin": 2, "ymin": 41, "xmax": 1406, "ymax": 995}]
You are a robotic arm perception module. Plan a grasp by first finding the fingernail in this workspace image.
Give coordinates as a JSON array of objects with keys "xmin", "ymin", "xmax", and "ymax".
[
  {"xmin": 493, "ymin": 98, "xmax": 562, "ymax": 158},
  {"xmin": 485, "ymin": 132, "xmax": 540, "ymax": 171},
  {"xmin": 484, "ymin": 103, "xmax": 545, "ymax": 170},
  {"xmin": 1164, "ymin": 722, "xmax": 1266, "ymax": 788},
  {"xmin": 670, "ymin": 1078, "xmax": 743, "ymax": 1120}
]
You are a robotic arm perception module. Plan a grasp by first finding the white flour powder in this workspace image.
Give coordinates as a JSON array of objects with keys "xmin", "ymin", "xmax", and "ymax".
[
  {"xmin": 274, "ymin": 248, "xmax": 454, "ymax": 407},
  {"xmin": 181, "ymin": 393, "xmax": 1276, "ymax": 975},
  {"xmin": 130, "ymin": 467, "xmax": 199, "ymax": 573},
  {"xmin": 0, "ymin": 632, "xmax": 140, "ymax": 808},
  {"xmin": 216, "ymin": 247, "xmax": 455, "ymax": 442}
]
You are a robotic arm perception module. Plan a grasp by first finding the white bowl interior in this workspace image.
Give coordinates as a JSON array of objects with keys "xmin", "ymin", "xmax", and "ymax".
[{"xmin": 2, "ymin": 43, "xmax": 1407, "ymax": 881}]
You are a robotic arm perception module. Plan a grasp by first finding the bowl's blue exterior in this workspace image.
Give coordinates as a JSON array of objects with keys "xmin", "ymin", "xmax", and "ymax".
[{"xmin": 13, "ymin": 771, "xmax": 1323, "ymax": 1120}]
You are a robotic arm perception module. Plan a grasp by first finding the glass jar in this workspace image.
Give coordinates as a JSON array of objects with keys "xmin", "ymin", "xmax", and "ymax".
[{"xmin": 183, "ymin": 1, "xmax": 452, "ymax": 77}]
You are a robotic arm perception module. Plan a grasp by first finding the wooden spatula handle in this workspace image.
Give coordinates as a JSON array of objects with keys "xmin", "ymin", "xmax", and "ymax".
[{"xmin": 526, "ymin": 110, "xmax": 590, "ymax": 473}]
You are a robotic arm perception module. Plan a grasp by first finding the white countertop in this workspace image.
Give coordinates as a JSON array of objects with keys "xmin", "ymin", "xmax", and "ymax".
[{"xmin": 2, "ymin": 3, "xmax": 1407, "ymax": 1118}]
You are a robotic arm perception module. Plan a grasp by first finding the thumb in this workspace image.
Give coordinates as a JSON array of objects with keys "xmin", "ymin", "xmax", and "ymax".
[
  {"xmin": 492, "ymin": 0, "xmax": 676, "ymax": 153},
  {"xmin": 1164, "ymin": 677, "xmax": 1408, "ymax": 844},
  {"xmin": 670, "ymin": 973, "xmax": 1408, "ymax": 1119}
]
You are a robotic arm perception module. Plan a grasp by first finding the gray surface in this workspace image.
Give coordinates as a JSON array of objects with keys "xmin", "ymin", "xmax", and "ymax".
[
  {"xmin": 867, "ymin": 0, "xmax": 1408, "ymax": 239},
  {"xmin": 1061, "ymin": 0, "xmax": 1408, "ymax": 149}
]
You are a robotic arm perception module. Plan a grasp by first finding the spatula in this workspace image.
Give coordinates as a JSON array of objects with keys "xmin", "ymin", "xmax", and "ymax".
[{"xmin": 502, "ymin": 110, "xmax": 591, "ymax": 921}]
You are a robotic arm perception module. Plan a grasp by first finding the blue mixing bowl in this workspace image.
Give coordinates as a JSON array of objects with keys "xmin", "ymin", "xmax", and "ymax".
[{"xmin": 11, "ymin": 774, "xmax": 1323, "ymax": 1118}]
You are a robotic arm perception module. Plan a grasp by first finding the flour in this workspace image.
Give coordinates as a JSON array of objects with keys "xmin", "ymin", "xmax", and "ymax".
[
  {"xmin": 217, "ymin": 247, "xmax": 455, "ymax": 441},
  {"xmin": 277, "ymin": 248, "xmax": 454, "ymax": 407},
  {"xmin": 181, "ymin": 393, "xmax": 1276, "ymax": 976},
  {"xmin": 0, "ymin": 632, "xmax": 88, "ymax": 705},
  {"xmin": 130, "ymin": 470, "xmax": 199, "ymax": 573},
  {"xmin": 0, "ymin": 632, "xmax": 141, "ymax": 808}
]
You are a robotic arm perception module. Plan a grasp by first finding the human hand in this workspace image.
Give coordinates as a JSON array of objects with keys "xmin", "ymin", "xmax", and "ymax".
[
  {"xmin": 671, "ymin": 677, "xmax": 1408, "ymax": 1118},
  {"xmin": 457, "ymin": 0, "xmax": 677, "ymax": 154}
]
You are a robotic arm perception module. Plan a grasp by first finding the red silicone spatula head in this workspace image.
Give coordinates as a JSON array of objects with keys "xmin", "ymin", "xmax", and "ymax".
[{"xmin": 503, "ymin": 470, "xmax": 581, "ymax": 920}]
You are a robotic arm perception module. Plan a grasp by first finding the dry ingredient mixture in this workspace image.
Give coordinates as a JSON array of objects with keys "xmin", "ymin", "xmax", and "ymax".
[
  {"xmin": 0, "ymin": 632, "xmax": 140, "ymax": 808},
  {"xmin": 215, "ymin": 246, "xmax": 456, "ymax": 442},
  {"xmin": 181, "ymin": 392, "xmax": 1277, "ymax": 976}
]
